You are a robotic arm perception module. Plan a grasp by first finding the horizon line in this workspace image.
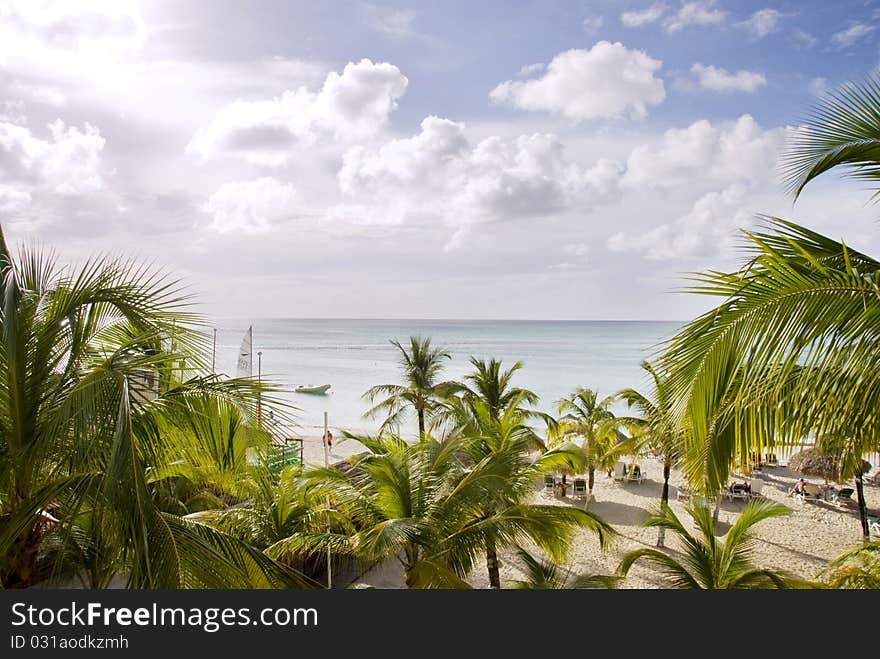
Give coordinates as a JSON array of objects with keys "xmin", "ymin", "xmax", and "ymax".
[{"xmin": 203, "ymin": 316, "xmax": 688, "ymax": 323}]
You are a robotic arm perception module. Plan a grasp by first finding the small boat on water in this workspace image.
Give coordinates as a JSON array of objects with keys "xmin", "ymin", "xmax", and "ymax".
[{"xmin": 295, "ymin": 383, "xmax": 331, "ymax": 395}]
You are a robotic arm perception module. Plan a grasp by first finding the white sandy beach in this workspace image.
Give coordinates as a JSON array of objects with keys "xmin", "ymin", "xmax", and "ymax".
[{"xmin": 342, "ymin": 454, "xmax": 880, "ymax": 589}]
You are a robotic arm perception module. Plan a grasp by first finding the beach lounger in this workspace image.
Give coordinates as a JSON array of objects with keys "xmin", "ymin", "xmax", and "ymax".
[
  {"xmin": 611, "ymin": 461, "xmax": 627, "ymax": 484},
  {"xmin": 676, "ymin": 485, "xmax": 695, "ymax": 501},
  {"xmin": 543, "ymin": 474, "xmax": 556, "ymax": 498},
  {"xmin": 726, "ymin": 482, "xmax": 750, "ymax": 502},
  {"xmin": 796, "ymin": 483, "xmax": 823, "ymax": 503},
  {"xmin": 573, "ymin": 478, "xmax": 587, "ymax": 500},
  {"xmin": 625, "ymin": 465, "xmax": 646, "ymax": 484},
  {"xmin": 829, "ymin": 487, "xmax": 854, "ymax": 506},
  {"xmin": 764, "ymin": 453, "xmax": 779, "ymax": 468}
]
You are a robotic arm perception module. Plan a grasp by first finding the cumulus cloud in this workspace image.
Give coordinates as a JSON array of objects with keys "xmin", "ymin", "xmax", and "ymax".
[
  {"xmin": 0, "ymin": 119, "xmax": 105, "ymax": 194},
  {"xmin": 663, "ymin": 1, "xmax": 726, "ymax": 33},
  {"xmin": 330, "ymin": 116, "xmax": 624, "ymax": 247},
  {"xmin": 831, "ymin": 22, "xmax": 875, "ymax": 48},
  {"xmin": 201, "ymin": 178, "xmax": 296, "ymax": 233},
  {"xmin": 563, "ymin": 242, "xmax": 588, "ymax": 256},
  {"xmin": 608, "ymin": 185, "xmax": 751, "ymax": 260},
  {"xmin": 489, "ymin": 42, "xmax": 665, "ymax": 121},
  {"xmin": 736, "ymin": 8, "xmax": 781, "ymax": 38},
  {"xmin": 187, "ymin": 59, "xmax": 409, "ymax": 165},
  {"xmin": 691, "ymin": 63, "xmax": 767, "ymax": 93},
  {"xmin": 621, "ymin": 3, "xmax": 667, "ymax": 27},
  {"xmin": 622, "ymin": 114, "xmax": 784, "ymax": 189}
]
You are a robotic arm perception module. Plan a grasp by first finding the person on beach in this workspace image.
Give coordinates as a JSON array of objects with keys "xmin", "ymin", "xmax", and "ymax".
[
  {"xmin": 788, "ymin": 478, "xmax": 806, "ymax": 497},
  {"xmin": 323, "ymin": 430, "xmax": 333, "ymax": 451}
]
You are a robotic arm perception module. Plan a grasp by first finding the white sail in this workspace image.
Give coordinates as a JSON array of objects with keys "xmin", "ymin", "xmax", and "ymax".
[{"xmin": 236, "ymin": 326, "xmax": 253, "ymax": 378}]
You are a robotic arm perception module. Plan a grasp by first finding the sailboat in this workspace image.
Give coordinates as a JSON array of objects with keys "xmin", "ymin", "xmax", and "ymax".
[{"xmin": 236, "ymin": 325, "xmax": 253, "ymax": 378}]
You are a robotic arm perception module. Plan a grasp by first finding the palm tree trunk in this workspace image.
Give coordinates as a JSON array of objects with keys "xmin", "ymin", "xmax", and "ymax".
[
  {"xmin": 657, "ymin": 458, "xmax": 671, "ymax": 548},
  {"xmin": 855, "ymin": 473, "xmax": 869, "ymax": 542},
  {"xmin": 486, "ymin": 536, "xmax": 501, "ymax": 589},
  {"xmin": 417, "ymin": 408, "xmax": 425, "ymax": 440},
  {"xmin": 588, "ymin": 467, "xmax": 595, "ymax": 494},
  {"xmin": 2, "ymin": 522, "xmax": 42, "ymax": 589},
  {"xmin": 712, "ymin": 491, "xmax": 722, "ymax": 526}
]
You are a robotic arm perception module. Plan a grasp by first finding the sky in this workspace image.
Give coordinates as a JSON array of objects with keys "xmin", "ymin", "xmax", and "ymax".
[{"xmin": 1, "ymin": 0, "xmax": 879, "ymax": 321}]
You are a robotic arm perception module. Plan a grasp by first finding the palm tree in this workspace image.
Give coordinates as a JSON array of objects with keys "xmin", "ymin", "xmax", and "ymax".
[
  {"xmin": 658, "ymin": 219, "xmax": 880, "ymax": 539},
  {"xmin": 0, "ymin": 228, "xmax": 307, "ymax": 588},
  {"xmin": 451, "ymin": 397, "xmax": 614, "ymax": 588},
  {"xmin": 617, "ymin": 500, "xmax": 796, "ymax": 588},
  {"xmin": 459, "ymin": 357, "xmax": 544, "ymax": 421},
  {"xmin": 782, "ymin": 74, "xmax": 880, "ymax": 201},
  {"xmin": 363, "ymin": 336, "xmax": 458, "ymax": 438},
  {"xmin": 553, "ymin": 388, "xmax": 621, "ymax": 498},
  {"xmin": 821, "ymin": 541, "xmax": 880, "ymax": 589},
  {"xmin": 283, "ymin": 433, "xmax": 611, "ymax": 588},
  {"xmin": 505, "ymin": 546, "xmax": 620, "ymax": 589},
  {"xmin": 616, "ymin": 362, "xmax": 682, "ymax": 547}
]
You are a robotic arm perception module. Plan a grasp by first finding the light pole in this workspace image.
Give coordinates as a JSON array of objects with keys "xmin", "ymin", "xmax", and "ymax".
[
  {"xmin": 211, "ymin": 328, "xmax": 217, "ymax": 374},
  {"xmin": 257, "ymin": 351, "xmax": 263, "ymax": 430}
]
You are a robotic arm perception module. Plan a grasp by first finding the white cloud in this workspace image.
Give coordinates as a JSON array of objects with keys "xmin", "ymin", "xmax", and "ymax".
[
  {"xmin": 621, "ymin": 3, "xmax": 667, "ymax": 27},
  {"xmin": 187, "ymin": 59, "xmax": 409, "ymax": 165},
  {"xmin": 365, "ymin": 5, "xmax": 416, "ymax": 37},
  {"xmin": 582, "ymin": 16, "xmax": 604, "ymax": 34},
  {"xmin": 201, "ymin": 178, "xmax": 296, "ymax": 233},
  {"xmin": 0, "ymin": 119, "xmax": 105, "ymax": 194},
  {"xmin": 518, "ymin": 62, "xmax": 545, "ymax": 77},
  {"xmin": 736, "ymin": 8, "xmax": 781, "ymax": 38},
  {"xmin": 0, "ymin": 184, "xmax": 31, "ymax": 211},
  {"xmin": 831, "ymin": 22, "xmax": 875, "ymax": 48},
  {"xmin": 563, "ymin": 242, "xmax": 588, "ymax": 256},
  {"xmin": 792, "ymin": 29, "xmax": 817, "ymax": 48},
  {"xmin": 663, "ymin": 1, "xmax": 726, "ymax": 33},
  {"xmin": 490, "ymin": 42, "xmax": 665, "ymax": 121},
  {"xmin": 0, "ymin": 0, "xmax": 146, "ymax": 89},
  {"xmin": 691, "ymin": 63, "xmax": 767, "ymax": 93},
  {"xmin": 608, "ymin": 184, "xmax": 751, "ymax": 260},
  {"xmin": 622, "ymin": 114, "xmax": 784, "ymax": 190},
  {"xmin": 330, "ymin": 116, "xmax": 624, "ymax": 247}
]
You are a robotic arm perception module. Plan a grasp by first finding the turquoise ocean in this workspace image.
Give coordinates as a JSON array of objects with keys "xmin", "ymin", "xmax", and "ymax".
[{"xmin": 209, "ymin": 319, "xmax": 682, "ymax": 437}]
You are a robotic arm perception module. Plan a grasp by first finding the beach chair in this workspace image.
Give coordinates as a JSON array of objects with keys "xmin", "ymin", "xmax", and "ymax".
[
  {"xmin": 611, "ymin": 461, "xmax": 627, "ymax": 484},
  {"xmin": 573, "ymin": 478, "xmax": 587, "ymax": 500},
  {"xmin": 543, "ymin": 474, "xmax": 556, "ymax": 498},
  {"xmin": 726, "ymin": 482, "xmax": 750, "ymax": 502},
  {"xmin": 625, "ymin": 464, "xmax": 646, "ymax": 484},
  {"xmin": 764, "ymin": 453, "xmax": 779, "ymax": 468},
  {"xmin": 829, "ymin": 487, "xmax": 854, "ymax": 506},
  {"xmin": 796, "ymin": 483, "xmax": 823, "ymax": 503}
]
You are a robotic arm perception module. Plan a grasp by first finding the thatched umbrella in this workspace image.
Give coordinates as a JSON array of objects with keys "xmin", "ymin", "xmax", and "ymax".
[{"xmin": 787, "ymin": 448, "xmax": 871, "ymax": 485}]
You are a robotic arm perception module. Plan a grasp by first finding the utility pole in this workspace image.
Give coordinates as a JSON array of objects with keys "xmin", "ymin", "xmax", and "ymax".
[
  {"xmin": 257, "ymin": 351, "xmax": 263, "ymax": 430},
  {"xmin": 324, "ymin": 410, "xmax": 332, "ymax": 589},
  {"xmin": 211, "ymin": 328, "xmax": 217, "ymax": 373}
]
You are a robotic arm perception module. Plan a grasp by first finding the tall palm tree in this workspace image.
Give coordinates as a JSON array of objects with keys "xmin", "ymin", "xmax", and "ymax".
[
  {"xmin": 782, "ymin": 74, "xmax": 880, "ymax": 201},
  {"xmin": 283, "ymin": 433, "xmax": 611, "ymax": 588},
  {"xmin": 0, "ymin": 228, "xmax": 306, "ymax": 588},
  {"xmin": 459, "ymin": 357, "xmax": 543, "ymax": 421},
  {"xmin": 617, "ymin": 500, "xmax": 796, "ymax": 588},
  {"xmin": 364, "ymin": 336, "xmax": 458, "ymax": 438},
  {"xmin": 451, "ymin": 397, "xmax": 613, "ymax": 588},
  {"xmin": 553, "ymin": 388, "xmax": 621, "ymax": 498},
  {"xmin": 616, "ymin": 361, "xmax": 682, "ymax": 547}
]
